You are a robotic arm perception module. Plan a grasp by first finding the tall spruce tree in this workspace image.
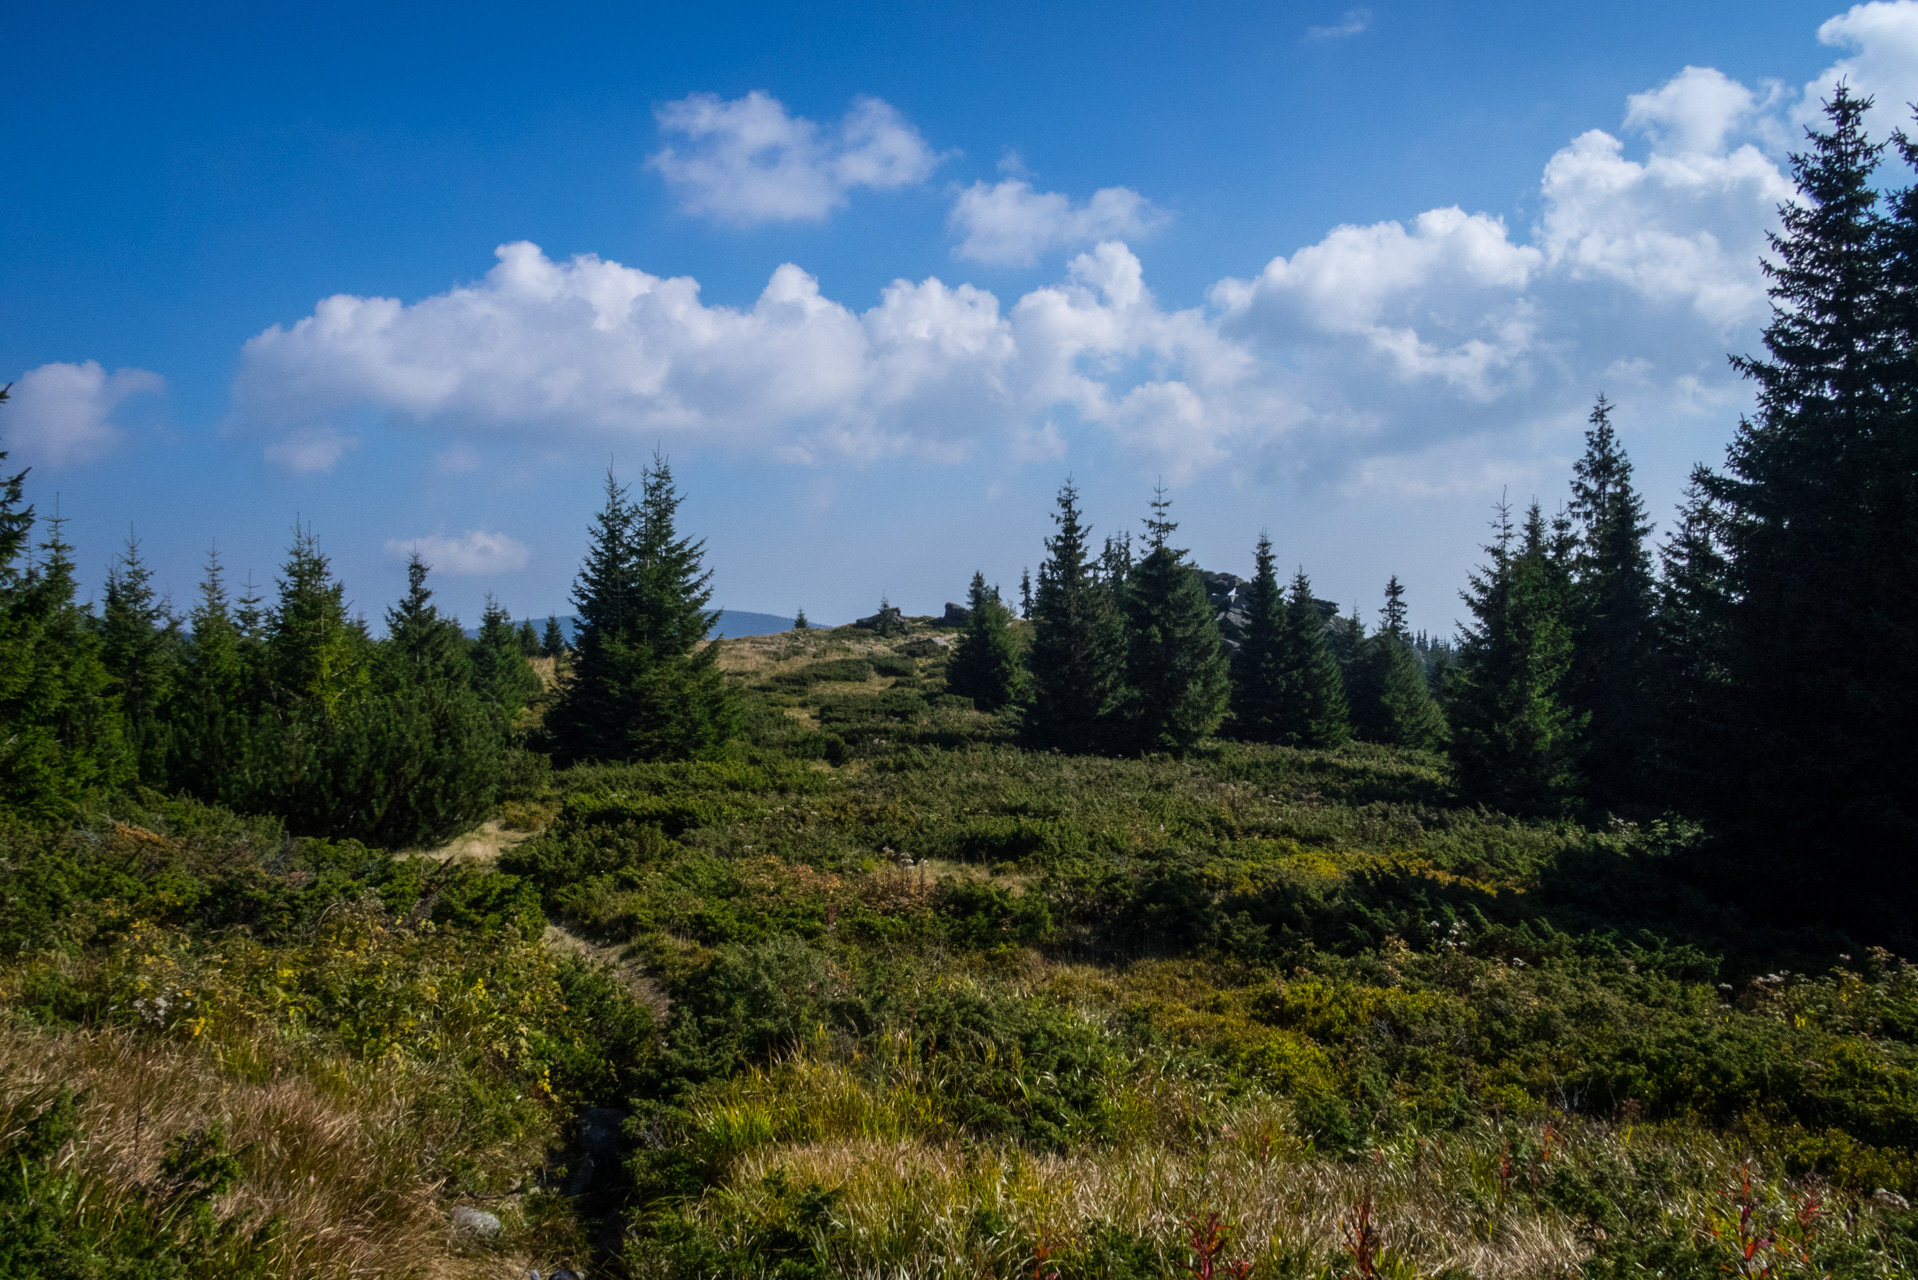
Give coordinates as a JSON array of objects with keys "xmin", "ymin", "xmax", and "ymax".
[
  {"xmin": 542, "ymin": 614, "xmax": 568, "ymax": 657},
  {"xmin": 361, "ymin": 553, "xmax": 502, "ymax": 847},
  {"xmin": 164, "ymin": 547, "xmax": 250, "ymax": 795},
  {"xmin": 98, "ymin": 530, "xmax": 179, "ymax": 780},
  {"xmin": 627, "ymin": 454, "xmax": 732, "ymax": 758},
  {"xmin": 1694, "ymin": 88, "xmax": 1918, "ymax": 915},
  {"xmin": 387, "ymin": 553, "xmax": 474, "ymax": 686},
  {"xmin": 1274, "ymin": 570, "xmax": 1350, "ymax": 748},
  {"xmin": 0, "ymin": 396, "xmax": 128, "ymax": 817},
  {"xmin": 1121, "ymin": 489, "xmax": 1228, "ymax": 752},
  {"xmin": 1229, "ymin": 534, "xmax": 1288, "ymax": 742},
  {"xmin": 471, "ymin": 595, "xmax": 541, "ymax": 713},
  {"xmin": 547, "ymin": 470, "xmax": 640, "ymax": 761},
  {"xmin": 1651, "ymin": 469, "xmax": 1731, "ymax": 803},
  {"xmin": 1026, "ymin": 479, "xmax": 1126, "ymax": 751},
  {"xmin": 547, "ymin": 459, "xmax": 732, "ymax": 762},
  {"xmin": 1351, "ymin": 577, "xmax": 1447, "ymax": 750},
  {"xmin": 242, "ymin": 527, "xmax": 381, "ymax": 838},
  {"xmin": 265, "ymin": 523, "xmax": 369, "ymax": 719},
  {"xmin": 1449, "ymin": 501, "xmax": 1583, "ymax": 812},
  {"xmin": 946, "ymin": 572, "xmax": 1026, "ymax": 712},
  {"xmin": 1565, "ymin": 396, "xmax": 1657, "ymax": 808}
]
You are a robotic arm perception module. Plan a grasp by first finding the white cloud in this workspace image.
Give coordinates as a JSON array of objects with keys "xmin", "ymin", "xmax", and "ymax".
[
  {"xmin": 1537, "ymin": 127, "xmax": 1791, "ymax": 329},
  {"xmin": 948, "ymin": 180, "xmax": 1169, "ymax": 266},
  {"xmin": 230, "ymin": 11, "xmax": 1918, "ymax": 494},
  {"xmin": 1625, "ymin": 66, "xmax": 1772, "ymax": 156},
  {"xmin": 3, "ymin": 361, "xmax": 163, "ymax": 468},
  {"xmin": 1799, "ymin": 1, "xmax": 1918, "ymax": 127},
  {"xmin": 649, "ymin": 91, "xmax": 941, "ymax": 225},
  {"xmin": 1307, "ymin": 8, "xmax": 1372, "ymax": 38},
  {"xmin": 263, "ymin": 427, "xmax": 356, "ymax": 474},
  {"xmin": 386, "ymin": 529, "xmax": 531, "ymax": 576}
]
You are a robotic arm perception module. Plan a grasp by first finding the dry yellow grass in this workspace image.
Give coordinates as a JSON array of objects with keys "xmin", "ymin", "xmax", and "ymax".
[
  {"xmin": 713, "ymin": 625, "xmax": 945, "ymax": 680},
  {"xmin": 709, "ymin": 1127, "xmax": 1592, "ymax": 1280},
  {"xmin": 0, "ymin": 1022, "xmax": 561, "ymax": 1278}
]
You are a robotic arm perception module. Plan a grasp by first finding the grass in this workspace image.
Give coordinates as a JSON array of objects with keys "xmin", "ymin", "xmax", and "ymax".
[{"xmin": 5, "ymin": 619, "xmax": 1918, "ymax": 1276}]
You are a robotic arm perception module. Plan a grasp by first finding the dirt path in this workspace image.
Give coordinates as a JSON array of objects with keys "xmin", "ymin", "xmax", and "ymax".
[
  {"xmin": 419, "ymin": 819, "xmax": 531, "ymax": 865},
  {"xmin": 542, "ymin": 923, "xmax": 671, "ymax": 1018}
]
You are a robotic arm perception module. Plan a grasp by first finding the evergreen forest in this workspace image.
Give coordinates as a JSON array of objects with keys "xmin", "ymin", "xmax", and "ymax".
[{"xmin": 3, "ymin": 93, "xmax": 1918, "ymax": 1278}]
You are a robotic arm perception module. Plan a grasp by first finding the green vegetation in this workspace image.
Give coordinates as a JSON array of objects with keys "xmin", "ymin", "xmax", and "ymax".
[{"xmin": 2, "ymin": 94, "xmax": 1918, "ymax": 1277}]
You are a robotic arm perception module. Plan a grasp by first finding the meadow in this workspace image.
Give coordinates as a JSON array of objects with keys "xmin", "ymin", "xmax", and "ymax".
[{"xmin": 6, "ymin": 619, "xmax": 1916, "ymax": 1278}]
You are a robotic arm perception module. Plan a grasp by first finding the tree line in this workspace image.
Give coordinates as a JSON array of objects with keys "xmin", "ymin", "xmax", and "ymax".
[
  {"xmin": 1, "ymin": 91, "xmax": 1912, "ymax": 925},
  {"xmin": 942, "ymin": 90, "xmax": 1917, "ymax": 927}
]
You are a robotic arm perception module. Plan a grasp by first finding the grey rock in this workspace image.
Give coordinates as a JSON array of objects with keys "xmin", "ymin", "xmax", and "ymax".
[
  {"xmin": 451, "ymin": 1206, "xmax": 501, "ymax": 1237},
  {"xmin": 941, "ymin": 601, "xmax": 969, "ymax": 626},
  {"xmin": 1875, "ymin": 1187, "xmax": 1912, "ymax": 1210},
  {"xmin": 852, "ymin": 605, "xmax": 905, "ymax": 632}
]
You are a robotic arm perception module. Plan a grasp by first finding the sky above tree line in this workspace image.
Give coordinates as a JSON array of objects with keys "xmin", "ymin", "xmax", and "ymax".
[{"xmin": 5, "ymin": 0, "xmax": 1914, "ymax": 632}]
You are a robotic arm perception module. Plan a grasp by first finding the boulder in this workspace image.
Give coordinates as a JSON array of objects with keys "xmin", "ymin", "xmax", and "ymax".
[
  {"xmin": 451, "ymin": 1206, "xmax": 501, "ymax": 1238},
  {"xmin": 941, "ymin": 601, "xmax": 969, "ymax": 626},
  {"xmin": 853, "ymin": 605, "xmax": 905, "ymax": 632}
]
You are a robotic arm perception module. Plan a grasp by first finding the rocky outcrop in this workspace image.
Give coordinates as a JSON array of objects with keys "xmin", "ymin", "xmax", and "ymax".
[
  {"xmin": 853, "ymin": 604, "xmax": 905, "ymax": 632},
  {"xmin": 1193, "ymin": 568, "xmax": 1342, "ymax": 654},
  {"xmin": 941, "ymin": 601, "xmax": 970, "ymax": 626}
]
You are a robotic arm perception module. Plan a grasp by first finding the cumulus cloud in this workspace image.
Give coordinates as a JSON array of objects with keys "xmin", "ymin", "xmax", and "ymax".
[
  {"xmin": 1537, "ymin": 126, "xmax": 1792, "ymax": 329},
  {"xmin": 649, "ymin": 91, "xmax": 942, "ymax": 225},
  {"xmin": 264, "ymin": 427, "xmax": 356, "ymax": 474},
  {"xmin": 231, "ymin": 11, "xmax": 1918, "ymax": 492},
  {"xmin": 1307, "ymin": 8, "xmax": 1372, "ymax": 38},
  {"xmin": 1798, "ymin": 0, "xmax": 1918, "ymax": 127},
  {"xmin": 3, "ymin": 361, "xmax": 164, "ymax": 468},
  {"xmin": 1625, "ymin": 66, "xmax": 1774, "ymax": 156},
  {"xmin": 386, "ymin": 529, "xmax": 531, "ymax": 576},
  {"xmin": 948, "ymin": 180, "xmax": 1169, "ymax": 266}
]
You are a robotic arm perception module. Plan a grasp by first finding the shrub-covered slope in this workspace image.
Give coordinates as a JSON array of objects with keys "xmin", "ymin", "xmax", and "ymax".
[{"xmin": 4, "ymin": 624, "xmax": 1917, "ymax": 1277}]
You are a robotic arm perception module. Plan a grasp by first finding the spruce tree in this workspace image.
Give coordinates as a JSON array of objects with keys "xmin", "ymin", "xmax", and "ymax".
[
  {"xmin": 626, "ymin": 454, "xmax": 732, "ymax": 758},
  {"xmin": 547, "ymin": 459, "xmax": 732, "ymax": 762},
  {"xmin": 1352, "ymin": 576, "xmax": 1447, "ymax": 750},
  {"xmin": 516, "ymin": 617, "xmax": 541, "ymax": 657},
  {"xmin": 1696, "ymin": 88, "xmax": 1918, "ymax": 913},
  {"xmin": 98, "ymin": 530, "xmax": 179, "ymax": 780},
  {"xmin": 792, "ymin": 608, "xmax": 809, "ymax": 631},
  {"xmin": 1229, "ymin": 534, "xmax": 1288, "ymax": 741},
  {"xmin": 241, "ymin": 526, "xmax": 380, "ymax": 838},
  {"xmin": 542, "ymin": 614, "xmax": 568, "ymax": 657},
  {"xmin": 0, "ymin": 410, "xmax": 129, "ymax": 817},
  {"xmin": 547, "ymin": 469, "xmax": 641, "ymax": 761},
  {"xmin": 1449, "ymin": 501, "xmax": 1583, "ymax": 812},
  {"xmin": 1026, "ymin": 479, "xmax": 1126, "ymax": 751},
  {"xmin": 361, "ymin": 554, "xmax": 502, "ymax": 847},
  {"xmin": 265, "ymin": 523, "xmax": 369, "ymax": 719},
  {"xmin": 387, "ymin": 553, "xmax": 474, "ymax": 686},
  {"xmin": 1565, "ymin": 396, "xmax": 1657, "ymax": 808},
  {"xmin": 1650, "ymin": 469, "xmax": 1731, "ymax": 803},
  {"xmin": 946, "ymin": 572, "xmax": 1026, "ymax": 712},
  {"xmin": 1275, "ymin": 570, "xmax": 1350, "ymax": 747},
  {"xmin": 1019, "ymin": 567, "xmax": 1032, "ymax": 619},
  {"xmin": 1121, "ymin": 490, "xmax": 1228, "ymax": 752},
  {"xmin": 164, "ymin": 547, "xmax": 249, "ymax": 795},
  {"xmin": 471, "ymin": 595, "xmax": 541, "ymax": 712}
]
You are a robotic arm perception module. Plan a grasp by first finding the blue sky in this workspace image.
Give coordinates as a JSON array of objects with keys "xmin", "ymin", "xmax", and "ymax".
[{"xmin": 4, "ymin": 0, "xmax": 1912, "ymax": 632}]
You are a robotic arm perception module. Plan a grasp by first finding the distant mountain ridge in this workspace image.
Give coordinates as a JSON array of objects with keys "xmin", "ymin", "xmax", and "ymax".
[{"xmin": 465, "ymin": 609, "xmax": 796, "ymax": 641}]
